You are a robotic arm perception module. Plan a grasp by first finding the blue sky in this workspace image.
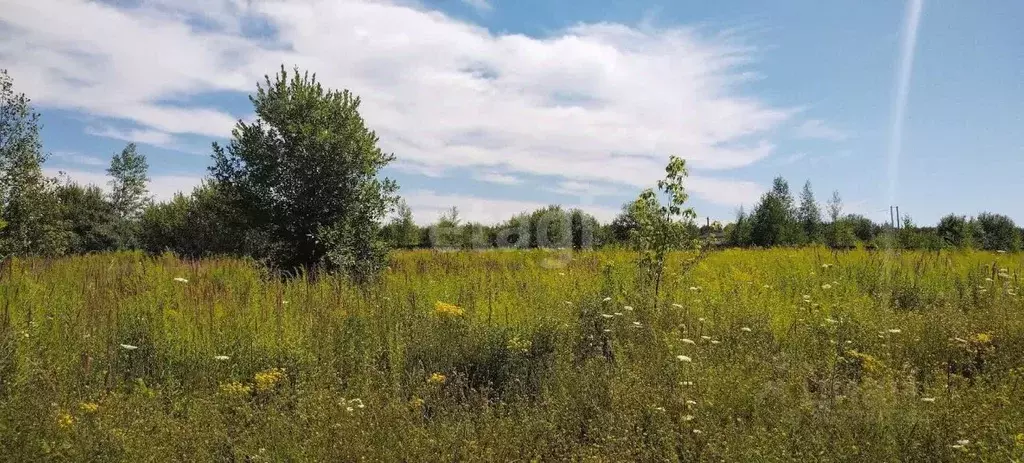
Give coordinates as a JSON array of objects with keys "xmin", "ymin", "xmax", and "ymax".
[{"xmin": 2, "ymin": 0, "xmax": 1021, "ymax": 225}]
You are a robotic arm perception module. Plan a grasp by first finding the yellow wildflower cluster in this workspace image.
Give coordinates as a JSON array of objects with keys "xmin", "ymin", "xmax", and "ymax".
[
  {"xmin": 428, "ymin": 372, "xmax": 447, "ymax": 385},
  {"xmin": 1016, "ymin": 433, "xmax": 1024, "ymax": 448},
  {"xmin": 845, "ymin": 350, "xmax": 884, "ymax": 375},
  {"xmin": 220, "ymin": 380, "xmax": 253, "ymax": 398},
  {"xmin": 409, "ymin": 396, "xmax": 425, "ymax": 409},
  {"xmin": 434, "ymin": 301, "xmax": 464, "ymax": 317},
  {"xmin": 79, "ymin": 402, "xmax": 100, "ymax": 414},
  {"xmin": 254, "ymin": 368, "xmax": 287, "ymax": 393},
  {"xmin": 57, "ymin": 411, "xmax": 75, "ymax": 429},
  {"xmin": 973, "ymin": 332, "xmax": 993, "ymax": 345}
]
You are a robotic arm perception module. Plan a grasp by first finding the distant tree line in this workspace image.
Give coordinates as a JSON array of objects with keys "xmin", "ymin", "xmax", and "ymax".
[
  {"xmin": 721, "ymin": 176, "xmax": 1022, "ymax": 252},
  {"xmin": 1, "ymin": 67, "xmax": 1020, "ymax": 280}
]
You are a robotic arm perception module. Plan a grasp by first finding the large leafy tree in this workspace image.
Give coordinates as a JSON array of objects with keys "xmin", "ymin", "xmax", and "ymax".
[
  {"xmin": 797, "ymin": 180, "xmax": 822, "ymax": 243},
  {"xmin": 211, "ymin": 66, "xmax": 398, "ymax": 278},
  {"xmin": 0, "ymin": 69, "xmax": 67, "ymax": 256},
  {"xmin": 107, "ymin": 142, "xmax": 150, "ymax": 248},
  {"xmin": 56, "ymin": 181, "xmax": 118, "ymax": 253},
  {"xmin": 750, "ymin": 177, "xmax": 801, "ymax": 247},
  {"xmin": 936, "ymin": 214, "xmax": 973, "ymax": 248},
  {"xmin": 107, "ymin": 143, "xmax": 150, "ymax": 220},
  {"xmin": 973, "ymin": 213, "xmax": 1021, "ymax": 252}
]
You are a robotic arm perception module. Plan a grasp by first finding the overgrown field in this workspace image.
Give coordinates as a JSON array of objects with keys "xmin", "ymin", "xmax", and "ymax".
[{"xmin": 1, "ymin": 249, "xmax": 1023, "ymax": 461}]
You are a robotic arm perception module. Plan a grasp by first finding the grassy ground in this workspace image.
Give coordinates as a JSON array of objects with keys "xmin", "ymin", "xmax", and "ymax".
[{"xmin": 1, "ymin": 248, "xmax": 1023, "ymax": 461}]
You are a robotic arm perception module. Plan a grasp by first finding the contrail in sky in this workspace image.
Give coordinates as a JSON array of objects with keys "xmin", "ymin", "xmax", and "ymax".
[{"xmin": 887, "ymin": 0, "xmax": 924, "ymax": 206}]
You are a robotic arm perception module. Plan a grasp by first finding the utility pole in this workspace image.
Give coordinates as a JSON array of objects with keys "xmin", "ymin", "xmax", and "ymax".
[
  {"xmin": 890, "ymin": 206, "xmax": 895, "ymax": 229},
  {"xmin": 895, "ymin": 206, "xmax": 901, "ymax": 230}
]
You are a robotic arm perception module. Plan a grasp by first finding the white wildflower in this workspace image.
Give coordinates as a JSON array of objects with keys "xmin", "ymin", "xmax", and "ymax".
[
  {"xmin": 700, "ymin": 336, "xmax": 711, "ymax": 341},
  {"xmin": 173, "ymin": 277, "xmax": 188, "ymax": 283},
  {"xmin": 692, "ymin": 429, "xmax": 703, "ymax": 434},
  {"xmin": 602, "ymin": 297, "xmax": 612, "ymax": 302},
  {"xmin": 683, "ymin": 414, "xmax": 695, "ymax": 421},
  {"xmin": 601, "ymin": 314, "xmax": 614, "ymax": 319},
  {"xmin": 624, "ymin": 306, "xmax": 634, "ymax": 311},
  {"xmin": 689, "ymin": 286, "xmax": 700, "ymax": 291},
  {"xmin": 654, "ymin": 406, "xmax": 666, "ymax": 412},
  {"xmin": 214, "ymin": 355, "xmax": 230, "ymax": 361},
  {"xmin": 681, "ymin": 381, "xmax": 694, "ymax": 386},
  {"xmin": 685, "ymin": 400, "xmax": 697, "ymax": 406},
  {"xmin": 825, "ymin": 318, "xmax": 838, "ymax": 324},
  {"xmin": 740, "ymin": 327, "xmax": 752, "ymax": 332},
  {"xmin": 120, "ymin": 344, "xmax": 138, "ymax": 350},
  {"xmin": 632, "ymin": 321, "xmax": 643, "ymax": 328},
  {"xmin": 614, "ymin": 312, "xmax": 623, "ymax": 316},
  {"xmin": 710, "ymin": 340, "xmax": 720, "ymax": 345},
  {"xmin": 676, "ymin": 355, "xmax": 692, "ymax": 362},
  {"xmin": 920, "ymin": 397, "xmax": 936, "ymax": 403},
  {"xmin": 681, "ymin": 338, "xmax": 695, "ymax": 345},
  {"xmin": 672, "ymin": 303, "xmax": 684, "ymax": 309},
  {"xmin": 956, "ymin": 439, "xmax": 969, "ymax": 446},
  {"xmin": 821, "ymin": 284, "xmax": 832, "ymax": 290},
  {"xmin": 887, "ymin": 329, "xmax": 902, "ymax": 334}
]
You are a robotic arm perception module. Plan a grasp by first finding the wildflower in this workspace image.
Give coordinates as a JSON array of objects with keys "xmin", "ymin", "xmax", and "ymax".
[
  {"xmin": 996, "ymin": 249, "xmax": 1007, "ymax": 253},
  {"xmin": 920, "ymin": 397, "xmax": 936, "ymax": 403},
  {"xmin": 602, "ymin": 297, "xmax": 612, "ymax": 302},
  {"xmin": 120, "ymin": 343, "xmax": 138, "ymax": 351},
  {"xmin": 174, "ymin": 277, "xmax": 189, "ymax": 283},
  {"xmin": 821, "ymin": 284, "xmax": 832, "ymax": 290},
  {"xmin": 624, "ymin": 305, "xmax": 634, "ymax": 311},
  {"xmin": 282, "ymin": 300, "xmax": 289, "ymax": 305},
  {"xmin": 740, "ymin": 327, "xmax": 752, "ymax": 332},
  {"xmin": 672, "ymin": 303, "xmax": 683, "ymax": 309},
  {"xmin": 825, "ymin": 318, "xmax": 838, "ymax": 324},
  {"xmin": 409, "ymin": 397, "xmax": 425, "ymax": 409},
  {"xmin": 428, "ymin": 372, "xmax": 446, "ymax": 385},
  {"xmin": 822, "ymin": 264, "xmax": 832, "ymax": 269},
  {"xmin": 710, "ymin": 340, "xmax": 720, "ymax": 345},
  {"xmin": 564, "ymin": 301, "xmax": 572, "ymax": 305},
  {"xmin": 614, "ymin": 312, "xmax": 623, "ymax": 316},
  {"xmin": 1015, "ymin": 433, "xmax": 1024, "ymax": 448},
  {"xmin": 434, "ymin": 301, "xmax": 464, "ymax": 317},
  {"xmin": 57, "ymin": 411, "xmax": 75, "ymax": 429},
  {"xmin": 79, "ymin": 402, "xmax": 100, "ymax": 413},
  {"xmin": 985, "ymin": 277, "xmax": 994, "ymax": 282},
  {"xmin": 692, "ymin": 429, "xmax": 703, "ymax": 434},
  {"xmin": 697, "ymin": 317, "xmax": 706, "ymax": 322},
  {"xmin": 686, "ymin": 400, "xmax": 697, "ymax": 406},
  {"xmin": 631, "ymin": 321, "xmax": 642, "ymax": 328},
  {"xmin": 973, "ymin": 333, "xmax": 993, "ymax": 344},
  {"xmin": 220, "ymin": 380, "xmax": 252, "ymax": 397},
  {"xmin": 654, "ymin": 406, "xmax": 666, "ymax": 412},
  {"xmin": 676, "ymin": 355, "xmax": 692, "ymax": 362},
  {"xmin": 681, "ymin": 338, "xmax": 695, "ymax": 345},
  {"xmin": 683, "ymin": 414, "xmax": 695, "ymax": 421},
  {"xmin": 689, "ymin": 286, "xmax": 700, "ymax": 291},
  {"xmin": 763, "ymin": 284, "xmax": 771, "ymax": 289},
  {"xmin": 887, "ymin": 329, "xmax": 902, "ymax": 334},
  {"xmin": 955, "ymin": 439, "xmax": 970, "ymax": 447},
  {"xmin": 681, "ymin": 381, "xmax": 694, "ymax": 387},
  {"xmin": 214, "ymin": 355, "xmax": 230, "ymax": 361},
  {"xmin": 346, "ymin": 406, "xmax": 354, "ymax": 412},
  {"xmin": 254, "ymin": 367, "xmax": 287, "ymax": 393},
  {"xmin": 700, "ymin": 336, "xmax": 711, "ymax": 341},
  {"xmin": 602, "ymin": 329, "xmax": 612, "ymax": 333},
  {"xmin": 601, "ymin": 314, "xmax": 614, "ymax": 319},
  {"xmin": 347, "ymin": 398, "xmax": 365, "ymax": 409},
  {"xmin": 803, "ymin": 295, "xmax": 811, "ymax": 300}
]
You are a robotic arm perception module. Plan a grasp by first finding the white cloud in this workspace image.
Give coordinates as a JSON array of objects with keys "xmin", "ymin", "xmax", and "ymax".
[
  {"xmin": 50, "ymin": 151, "xmax": 107, "ymax": 167},
  {"xmin": 2, "ymin": 0, "xmax": 798, "ymax": 208},
  {"xmin": 475, "ymin": 171, "xmax": 522, "ymax": 185},
  {"xmin": 793, "ymin": 119, "xmax": 847, "ymax": 141},
  {"xmin": 686, "ymin": 177, "xmax": 763, "ymax": 207},
  {"xmin": 85, "ymin": 126, "xmax": 175, "ymax": 147},
  {"xmin": 460, "ymin": 0, "xmax": 493, "ymax": 13},
  {"xmin": 43, "ymin": 167, "xmax": 203, "ymax": 202},
  {"xmin": 403, "ymin": 189, "xmax": 619, "ymax": 225}
]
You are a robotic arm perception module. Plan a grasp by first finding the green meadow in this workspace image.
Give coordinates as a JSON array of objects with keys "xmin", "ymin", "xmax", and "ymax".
[{"xmin": 1, "ymin": 248, "xmax": 1023, "ymax": 461}]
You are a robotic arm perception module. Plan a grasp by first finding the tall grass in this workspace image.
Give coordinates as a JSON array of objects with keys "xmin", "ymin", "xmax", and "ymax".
[{"xmin": 1, "ymin": 248, "xmax": 1023, "ymax": 461}]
